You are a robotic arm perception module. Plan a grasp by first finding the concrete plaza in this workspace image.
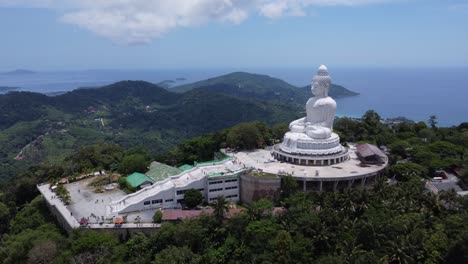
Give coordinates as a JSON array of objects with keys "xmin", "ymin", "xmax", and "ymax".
[{"xmin": 230, "ymin": 145, "xmax": 387, "ymax": 181}]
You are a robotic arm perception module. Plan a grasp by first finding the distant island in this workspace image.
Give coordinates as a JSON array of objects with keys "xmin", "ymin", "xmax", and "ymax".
[
  {"xmin": 157, "ymin": 78, "xmax": 187, "ymax": 88},
  {"xmin": 2, "ymin": 69, "xmax": 36, "ymax": 75},
  {"xmin": 0, "ymin": 86, "xmax": 19, "ymax": 93},
  {"xmin": 156, "ymin": 79, "xmax": 176, "ymax": 89},
  {"xmin": 45, "ymin": 91, "xmax": 67, "ymax": 97}
]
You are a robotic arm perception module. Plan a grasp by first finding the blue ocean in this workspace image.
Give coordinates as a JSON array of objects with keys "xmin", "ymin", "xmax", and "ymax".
[{"xmin": 1, "ymin": 67, "xmax": 467, "ymax": 127}]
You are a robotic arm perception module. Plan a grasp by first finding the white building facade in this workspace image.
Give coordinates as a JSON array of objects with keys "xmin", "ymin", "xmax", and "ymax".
[
  {"xmin": 107, "ymin": 159, "xmax": 246, "ymax": 215},
  {"xmin": 207, "ymin": 175, "xmax": 240, "ymax": 202}
]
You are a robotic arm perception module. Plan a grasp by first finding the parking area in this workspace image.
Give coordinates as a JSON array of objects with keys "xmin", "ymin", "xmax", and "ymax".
[
  {"xmin": 66, "ymin": 176, "xmax": 126, "ymax": 223},
  {"xmin": 65, "ymin": 176, "xmax": 167, "ymax": 223}
]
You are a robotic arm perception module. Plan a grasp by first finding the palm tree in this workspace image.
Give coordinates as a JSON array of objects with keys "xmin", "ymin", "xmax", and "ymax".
[
  {"xmin": 382, "ymin": 235, "xmax": 413, "ymax": 264},
  {"xmin": 244, "ymin": 203, "xmax": 257, "ymax": 221},
  {"xmin": 439, "ymin": 189, "xmax": 460, "ymax": 211},
  {"xmin": 338, "ymin": 238, "xmax": 366, "ymax": 264},
  {"xmin": 424, "ymin": 193, "xmax": 442, "ymax": 216},
  {"xmin": 211, "ymin": 195, "xmax": 229, "ymax": 222}
]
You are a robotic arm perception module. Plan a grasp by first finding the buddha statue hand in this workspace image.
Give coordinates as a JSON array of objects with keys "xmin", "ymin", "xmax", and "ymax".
[
  {"xmin": 289, "ymin": 117, "xmax": 306, "ymax": 133},
  {"xmin": 305, "ymin": 125, "xmax": 332, "ymax": 139}
]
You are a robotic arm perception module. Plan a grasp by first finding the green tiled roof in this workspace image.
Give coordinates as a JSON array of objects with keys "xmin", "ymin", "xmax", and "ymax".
[
  {"xmin": 146, "ymin": 161, "xmax": 182, "ymax": 182},
  {"xmin": 178, "ymin": 164, "xmax": 194, "ymax": 171},
  {"xmin": 126, "ymin": 172, "xmax": 155, "ymax": 188}
]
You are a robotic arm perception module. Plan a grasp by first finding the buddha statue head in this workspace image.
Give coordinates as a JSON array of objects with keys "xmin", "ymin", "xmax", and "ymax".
[{"xmin": 311, "ymin": 65, "xmax": 331, "ymax": 97}]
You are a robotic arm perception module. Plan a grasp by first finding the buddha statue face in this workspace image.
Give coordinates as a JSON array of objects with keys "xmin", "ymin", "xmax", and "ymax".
[{"xmin": 311, "ymin": 77, "xmax": 330, "ymax": 97}]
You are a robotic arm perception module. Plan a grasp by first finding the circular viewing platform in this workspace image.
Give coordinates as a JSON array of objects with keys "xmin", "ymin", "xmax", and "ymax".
[
  {"xmin": 228, "ymin": 146, "xmax": 388, "ymax": 192},
  {"xmin": 272, "ymin": 144, "xmax": 350, "ymax": 166}
]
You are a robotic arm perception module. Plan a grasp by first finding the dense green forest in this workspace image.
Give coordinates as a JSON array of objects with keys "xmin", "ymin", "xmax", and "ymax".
[
  {"xmin": 0, "ymin": 73, "xmax": 357, "ymax": 183},
  {"xmin": 1, "ymin": 179, "xmax": 467, "ymax": 264},
  {"xmin": 0, "ymin": 108, "xmax": 467, "ymax": 263}
]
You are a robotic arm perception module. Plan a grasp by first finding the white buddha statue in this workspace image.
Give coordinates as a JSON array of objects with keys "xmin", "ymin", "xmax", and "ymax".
[
  {"xmin": 278, "ymin": 65, "xmax": 345, "ymax": 157},
  {"xmin": 289, "ymin": 65, "xmax": 336, "ymax": 139}
]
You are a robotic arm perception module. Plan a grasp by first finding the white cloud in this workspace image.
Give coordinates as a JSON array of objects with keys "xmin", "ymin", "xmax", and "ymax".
[{"xmin": 0, "ymin": 0, "xmax": 392, "ymax": 44}]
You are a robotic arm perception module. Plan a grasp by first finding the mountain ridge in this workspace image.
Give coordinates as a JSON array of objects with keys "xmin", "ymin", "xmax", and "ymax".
[{"xmin": 170, "ymin": 71, "xmax": 359, "ymax": 105}]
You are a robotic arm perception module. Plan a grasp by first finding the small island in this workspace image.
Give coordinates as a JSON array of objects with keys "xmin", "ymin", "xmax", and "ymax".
[
  {"xmin": 156, "ymin": 79, "xmax": 176, "ymax": 89},
  {"xmin": 0, "ymin": 86, "xmax": 19, "ymax": 93},
  {"xmin": 3, "ymin": 69, "xmax": 36, "ymax": 75}
]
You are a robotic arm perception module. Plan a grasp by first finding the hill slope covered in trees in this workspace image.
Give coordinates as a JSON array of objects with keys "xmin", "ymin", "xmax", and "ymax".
[
  {"xmin": 0, "ymin": 70, "xmax": 360, "ymax": 183},
  {"xmin": 171, "ymin": 72, "xmax": 359, "ymax": 104},
  {"xmin": 0, "ymin": 80, "xmax": 301, "ymax": 182}
]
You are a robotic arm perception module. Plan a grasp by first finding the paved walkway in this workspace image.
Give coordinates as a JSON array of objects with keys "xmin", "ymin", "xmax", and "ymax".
[
  {"xmin": 37, "ymin": 183, "xmax": 80, "ymax": 228},
  {"xmin": 230, "ymin": 147, "xmax": 387, "ymax": 180},
  {"xmin": 66, "ymin": 177, "xmax": 126, "ymax": 223}
]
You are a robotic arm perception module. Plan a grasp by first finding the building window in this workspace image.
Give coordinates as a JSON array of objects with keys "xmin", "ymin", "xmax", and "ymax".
[
  {"xmin": 209, "ymin": 180, "xmax": 223, "ymax": 185},
  {"xmin": 143, "ymin": 201, "xmax": 150, "ymax": 205},
  {"xmin": 209, "ymin": 188, "xmax": 223, "ymax": 192},
  {"xmin": 177, "ymin": 199, "xmax": 184, "ymax": 204},
  {"xmin": 198, "ymin": 188, "xmax": 204, "ymax": 192},
  {"xmin": 225, "ymin": 179, "xmax": 238, "ymax": 183},
  {"xmin": 226, "ymin": 194, "xmax": 238, "ymax": 198},
  {"xmin": 176, "ymin": 190, "xmax": 186, "ymax": 195},
  {"xmin": 165, "ymin": 199, "xmax": 174, "ymax": 203},
  {"xmin": 225, "ymin": 186, "xmax": 238, "ymax": 190},
  {"xmin": 152, "ymin": 199, "xmax": 163, "ymax": 204}
]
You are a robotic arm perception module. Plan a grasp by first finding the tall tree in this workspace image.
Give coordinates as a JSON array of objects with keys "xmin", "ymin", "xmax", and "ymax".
[
  {"xmin": 281, "ymin": 175, "xmax": 299, "ymax": 199},
  {"xmin": 390, "ymin": 162, "xmax": 428, "ymax": 181},
  {"xmin": 184, "ymin": 189, "xmax": 203, "ymax": 209},
  {"xmin": 153, "ymin": 246, "xmax": 199, "ymax": 264},
  {"xmin": 118, "ymin": 154, "xmax": 149, "ymax": 175},
  {"xmin": 428, "ymin": 115, "xmax": 438, "ymax": 129},
  {"xmin": 362, "ymin": 110, "xmax": 382, "ymax": 137},
  {"xmin": 211, "ymin": 195, "xmax": 229, "ymax": 222}
]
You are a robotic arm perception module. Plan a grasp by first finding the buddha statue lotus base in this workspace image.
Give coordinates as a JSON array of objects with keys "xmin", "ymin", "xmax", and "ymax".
[{"xmin": 280, "ymin": 132, "xmax": 344, "ymax": 156}]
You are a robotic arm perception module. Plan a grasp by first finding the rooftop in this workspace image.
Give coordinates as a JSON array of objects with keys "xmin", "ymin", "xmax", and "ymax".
[
  {"xmin": 146, "ymin": 161, "xmax": 182, "ymax": 182},
  {"xmin": 126, "ymin": 172, "xmax": 155, "ymax": 188},
  {"xmin": 356, "ymin": 143, "xmax": 386, "ymax": 158},
  {"xmin": 431, "ymin": 182, "xmax": 463, "ymax": 193},
  {"xmin": 178, "ymin": 164, "xmax": 194, "ymax": 171}
]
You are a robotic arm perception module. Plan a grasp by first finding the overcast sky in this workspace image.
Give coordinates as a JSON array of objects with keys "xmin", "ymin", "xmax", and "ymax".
[{"xmin": 0, "ymin": 0, "xmax": 467, "ymax": 70}]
